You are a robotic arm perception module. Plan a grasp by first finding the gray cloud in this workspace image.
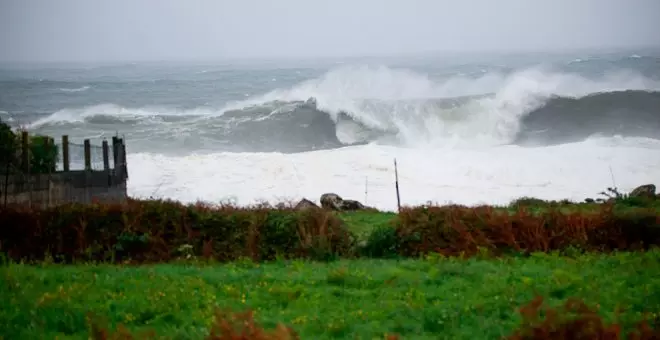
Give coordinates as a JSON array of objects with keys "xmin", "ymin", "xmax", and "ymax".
[{"xmin": 1, "ymin": 0, "xmax": 659, "ymax": 62}]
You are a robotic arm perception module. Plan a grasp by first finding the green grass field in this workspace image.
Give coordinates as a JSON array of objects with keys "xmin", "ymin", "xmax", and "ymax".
[
  {"xmin": 2, "ymin": 250, "xmax": 659, "ymax": 339},
  {"xmin": 1, "ymin": 197, "xmax": 659, "ymax": 339}
]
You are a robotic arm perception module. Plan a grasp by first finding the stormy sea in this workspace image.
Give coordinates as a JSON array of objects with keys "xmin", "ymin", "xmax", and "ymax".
[{"xmin": 1, "ymin": 50, "xmax": 659, "ymax": 211}]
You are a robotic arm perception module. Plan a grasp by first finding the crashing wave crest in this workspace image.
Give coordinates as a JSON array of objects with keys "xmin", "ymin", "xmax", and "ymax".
[{"xmin": 27, "ymin": 65, "xmax": 660, "ymax": 151}]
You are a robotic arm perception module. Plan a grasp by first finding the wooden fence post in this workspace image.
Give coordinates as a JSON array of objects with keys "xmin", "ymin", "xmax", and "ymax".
[
  {"xmin": 62, "ymin": 135, "xmax": 70, "ymax": 172},
  {"xmin": 84, "ymin": 139, "xmax": 91, "ymax": 170},
  {"xmin": 112, "ymin": 136, "xmax": 119, "ymax": 167},
  {"xmin": 44, "ymin": 137, "xmax": 51, "ymax": 208},
  {"xmin": 102, "ymin": 140, "xmax": 110, "ymax": 171},
  {"xmin": 120, "ymin": 139, "xmax": 126, "ymax": 165},
  {"xmin": 122, "ymin": 138, "xmax": 128, "ymax": 179},
  {"xmin": 44, "ymin": 137, "xmax": 53, "ymax": 174}
]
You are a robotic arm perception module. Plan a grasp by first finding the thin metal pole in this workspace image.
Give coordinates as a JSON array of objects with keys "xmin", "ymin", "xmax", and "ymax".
[
  {"xmin": 394, "ymin": 158, "xmax": 401, "ymax": 212},
  {"xmin": 364, "ymin": 176, "xmax": 368, "ymax": 205}
]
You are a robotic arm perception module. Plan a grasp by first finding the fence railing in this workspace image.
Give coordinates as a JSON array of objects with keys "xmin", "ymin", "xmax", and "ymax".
[
  {"xmin": 8, "ymin": 132, "xmax": 128, "ymax": 175},
  {"xmin": 60, "ymin": 135, "xmax": 127, "ymax": 174},
  {"xmin": 0, "ymin": 132, "xmax": 129, "ymax": 208}
]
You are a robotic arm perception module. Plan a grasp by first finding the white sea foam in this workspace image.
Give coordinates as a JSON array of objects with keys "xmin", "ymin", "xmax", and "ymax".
[
  {"xmin": 27, "ymin": 104, "xmax": 218, "ymax": 127},
  {"xmin": 59, "ymin": 86, "xmax": 91, "ymax": 93},
  {"xmin": 223, "ymin": 65, "xmax": 660, "ymax": 147},
  {"xmin": 127, "ymin": 137, "xmax": 660, "ymax": 211}
]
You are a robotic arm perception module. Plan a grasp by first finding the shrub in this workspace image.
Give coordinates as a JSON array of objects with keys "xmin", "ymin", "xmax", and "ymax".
[
  {"xmin": 0, "ymin": 119, "xmax": 58, "ymax": 174},
  {"xmin": 0, "ymin": 119, "xmax": 17, "ymax": 169},
  {"xmin": 27, "ymin": 134, "xmax": 58, "ymax": 174},
  {"xmin": 395, "ymin": 204, "xmax": 660, "ymax": 257},
  {"xmin": 507, "ymin": 296, "xmax": 659, "ymax": 339},
  {"xmin": 360, "ymin": 224, "xmax": 401, "ymax": 258},
  {"xmin": 509, "ymin": 197, "xmax": 560, "ymax": 209},
  {"xmin": 596, "ymin": 187, "xmax": 659, "ymax": 208},
  {"xmin": 0, "ymin": 199, "xmax": 355, "ymax": 264},
  {"xmin": 2, "ymin": 198, "xmax": 658, "ymax": 263}
]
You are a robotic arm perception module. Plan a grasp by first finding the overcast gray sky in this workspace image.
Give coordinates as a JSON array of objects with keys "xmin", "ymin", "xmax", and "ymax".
[{"xmin": 1, "ymin": 0, "xmax": 659, "ymax": 62}]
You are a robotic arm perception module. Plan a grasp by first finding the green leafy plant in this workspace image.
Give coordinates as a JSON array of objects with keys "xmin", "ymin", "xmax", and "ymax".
[
  {"xmin": 0, "ymin": 119, "xmax": 17, "ymax": 169},
  {"xmin": 0, "ymin": 120, "xmax": 58, "ymax": 174},
  {"xmin": 360, "ymin": 224, "xmax": 401, "ymax": 258},
  {"xmin": 28, "ymin": 134, "xmax": 58, "ymax": 174},
  {"xmin": 596, "ymin": 187, "xmax": 657, "ymax": 208}
]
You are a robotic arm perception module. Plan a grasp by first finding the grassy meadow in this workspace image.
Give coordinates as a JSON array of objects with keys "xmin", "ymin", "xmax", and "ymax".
[
  {"xmin": 1, "ymin": 195, "xmax": 659, "ymax": 339},
  {"xmin": 2, "ymin": 250, "xmax": 659, "ymax": 339}
]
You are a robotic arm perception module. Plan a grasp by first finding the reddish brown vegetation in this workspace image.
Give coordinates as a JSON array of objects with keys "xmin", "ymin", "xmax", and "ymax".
[
  {"xmin": 0, "ymin": 199, "xmax": 354, "ymax": 264},
  {"xmin": 0, "ymin": 199, "xmax": 658, "ymax": 263},
  {"xmin": 205, "ymin": 309, "xmax": 299, "ymax": 340},
  {"xmin": 507, "ymin": 296, "xmax": 660, "ymax": 340},
  {"xmin": 396, "ymin": 204, "xmax": 660, "ymax": 257}
]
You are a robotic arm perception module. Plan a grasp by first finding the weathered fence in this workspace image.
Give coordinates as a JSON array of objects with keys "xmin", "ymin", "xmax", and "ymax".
[{"xmin": 0, "ymin": 133, "xmax": 129, "ymax": 208}]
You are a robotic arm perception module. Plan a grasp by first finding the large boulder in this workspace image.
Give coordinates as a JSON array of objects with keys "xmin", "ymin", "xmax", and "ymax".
[
  {"xmin": 340, "ymin": 199, "xmax": 366, "ymax": 211},
  {"xmin": 320, "ymin": 193, "xmax": 371, "ymax": 212},
  {"xmin": 294, "ymin": 198, "xmax": 319, "ymax": 211},
  {"xmin": 629, "ymin": 184, "xmax": 656, "ymax": 198},
  {"xmin": 320, "ymin": 193, "xmax": 343, "ymax": 211}
]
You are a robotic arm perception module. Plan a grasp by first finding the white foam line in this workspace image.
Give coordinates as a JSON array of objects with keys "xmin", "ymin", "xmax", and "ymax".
[{"xmin": 127, "ymin": 138, "xmax": 660, "ymax": 212}]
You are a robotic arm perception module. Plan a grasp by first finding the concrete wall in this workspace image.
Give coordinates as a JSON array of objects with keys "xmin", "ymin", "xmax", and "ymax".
[{"xmin": 0, "ymin": 168, "xmax": 128, "ymax": 208}]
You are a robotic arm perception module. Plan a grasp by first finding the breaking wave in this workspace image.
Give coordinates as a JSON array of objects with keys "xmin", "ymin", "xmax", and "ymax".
[{"xmin": 27, "ymin": 65, "xmax": 660, "ymax": 152}]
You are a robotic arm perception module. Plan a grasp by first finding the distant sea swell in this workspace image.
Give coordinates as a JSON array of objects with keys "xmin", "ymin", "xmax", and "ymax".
[{"xmin": 3, "ymin": 62, "xmax": 660, "ymax": 153}]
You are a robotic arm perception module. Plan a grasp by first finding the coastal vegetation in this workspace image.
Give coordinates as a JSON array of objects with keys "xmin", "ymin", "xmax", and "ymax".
[
  {"xmin": 1, "ymin": 191, "xmax": 659, "ymax": 338},
  {"xmin": 0, "ymin": 118, "xmax": 59, "ymax": 174}
]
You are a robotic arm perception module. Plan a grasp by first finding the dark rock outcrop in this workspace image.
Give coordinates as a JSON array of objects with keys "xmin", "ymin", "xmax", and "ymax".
[
  {"xmin": 320, "ymin": 193, "xmax": 344, "ymax": 210},
  {"xmin": 294, "ymin": 198, "xmax": 319, "ymax": 211},
  {"xmin": 340, "ymin": 199, "xmax": 366, "ymax": 211},
  {"xmin": 319, "ymin": 193, "xmax": 370, "ymax": 211},
  {"xmin": 629, "ymin": 184, "xmax": 656, "ymax": 198}
]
